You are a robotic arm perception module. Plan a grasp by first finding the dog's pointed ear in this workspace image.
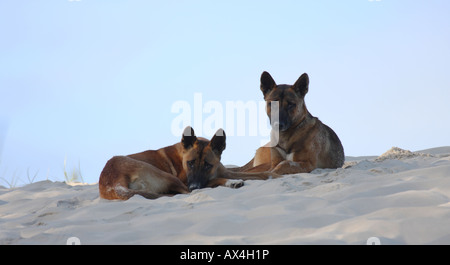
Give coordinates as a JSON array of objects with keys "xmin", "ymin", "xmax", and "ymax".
[
  {"xmin": 293, "ymin": 73, "xmax": 309, "ymax": 97},
  {"xmin": 182, "ymin": 126, "xmax": 197, "ymax": 150},
  {"xmin": 260, "ymin": 71, "xmax": 276, "ymax": 97},
  {"xmin": 210, "ymin": 128, "xmax": 226, "ymax": 156}
]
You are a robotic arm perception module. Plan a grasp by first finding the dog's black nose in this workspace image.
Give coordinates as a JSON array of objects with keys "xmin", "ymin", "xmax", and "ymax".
[{"xmin": 273, "ymin": 121, "xmax": 288, "ymax": 132}]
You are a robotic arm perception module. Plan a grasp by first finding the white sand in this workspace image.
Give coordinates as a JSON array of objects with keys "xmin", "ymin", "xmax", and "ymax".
[{"xmin": 1, "ymin": 146, "xmax": 450, "ymax": 245}]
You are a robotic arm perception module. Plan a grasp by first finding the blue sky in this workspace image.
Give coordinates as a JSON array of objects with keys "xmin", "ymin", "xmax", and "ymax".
[{"xmin": 1, "ymin": 0, "xmax": 450, "ymax": 185}]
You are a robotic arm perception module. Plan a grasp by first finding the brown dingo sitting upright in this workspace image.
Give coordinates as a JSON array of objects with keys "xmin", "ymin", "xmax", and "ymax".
[{"xmin": 236, "ymin": 71, "xmax": 345, "ymax": 174}]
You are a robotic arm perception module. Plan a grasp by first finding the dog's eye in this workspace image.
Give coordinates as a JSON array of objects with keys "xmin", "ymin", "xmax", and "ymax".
[
  {"xmin": 287, "ymin": 102, "xmax": 296, "ymax": 109},
  {"xmin": 204, "ymin": 162, "xmax": 212, "ymax": 170},
  {"xmin": 187, "ymin": 160, "xmax": 195, "ymax": 168}
]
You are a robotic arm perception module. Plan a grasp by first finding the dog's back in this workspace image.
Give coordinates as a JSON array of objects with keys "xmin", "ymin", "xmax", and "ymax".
[{"xmin": 316, "ymin": 121, "xmax": 345, "ymax": 169}]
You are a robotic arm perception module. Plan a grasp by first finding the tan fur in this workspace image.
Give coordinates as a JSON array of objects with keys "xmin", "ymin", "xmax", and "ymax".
[
  {"xmin": 99, "ymin": 127, "xmax": 281, "ymax": 200},
  {"xmin": 236, "ymin": 71, "xmax": 345, "ymax": 175}
]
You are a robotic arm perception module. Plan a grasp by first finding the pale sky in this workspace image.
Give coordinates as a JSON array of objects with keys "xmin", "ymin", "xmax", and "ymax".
[{"xmin": 1, "ymin": 0, "xmax": 449, "ymax": 185}]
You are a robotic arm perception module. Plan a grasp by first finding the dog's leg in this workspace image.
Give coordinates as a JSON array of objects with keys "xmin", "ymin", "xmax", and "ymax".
[
  {"xmin": 99, "ymin": 156, "xmax": 189, "ymax": 200},
  {"xmin": 220, "ymin": 165, "xmax": 283, "ymax": 181},
  {"xmin": 114, "ymin": 185, "xmax": 163, "ymax": 200},
  {"xmin": 205, "ymin": 166, "xmax": 283, "ymax": 190},
  {"xmin": 242, "ymin": 162, "xmax": 272, "ymax": 173},
  {"xmin": 250, "ymin": 146, "xmax": 286, "ymax": 172},
  {"xmin": 129, "ymin": 165, "xmax": 189, "ymax": 196},
  {"xmin": 207, "ymin": 177, "xmax": 244, "ymax": 189},
  {"xmin": 271, "ymin": 160, "xmax": 315, "ymax": 174},
  {"xmin": 253, "ymin": 147, "xmax": 272, "ymax": 167}
]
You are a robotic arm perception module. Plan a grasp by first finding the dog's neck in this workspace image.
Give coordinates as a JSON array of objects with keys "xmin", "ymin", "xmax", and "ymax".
[
  {"xmin": 272, "ymin": 111, "xmax": 316, "ymax": 151},
  {"xmin": 285, "ymin": 110, "xmax": 314, "ymax": 133},
  {"xmin": 293, "ymin": 111, "xmax": 313, "ymax": 130}
]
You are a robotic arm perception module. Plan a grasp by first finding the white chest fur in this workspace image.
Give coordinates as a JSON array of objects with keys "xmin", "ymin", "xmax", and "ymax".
[
  {"xmin": 286, "ymin": 152, "xmax": 295, "ymax": 161},
  {"xmin": 275, "ymin": 147, "xmax": 295, "ymax": 161}
]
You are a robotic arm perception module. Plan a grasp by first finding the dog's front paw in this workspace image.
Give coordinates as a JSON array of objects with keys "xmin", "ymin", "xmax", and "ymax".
[{"xmin": 225, "ymin": 180, "xmax": 244, "ymax": 189}]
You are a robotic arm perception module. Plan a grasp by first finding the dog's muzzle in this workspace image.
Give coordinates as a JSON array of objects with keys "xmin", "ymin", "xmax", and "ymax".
[{"xmin": 273, "ymin": 121, "xmax": 289, "ymax": 132}]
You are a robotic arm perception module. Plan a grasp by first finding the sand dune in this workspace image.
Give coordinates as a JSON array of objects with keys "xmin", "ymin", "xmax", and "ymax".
[{"xmin": 1, "ymin": 146, "xmax": 450, "ymax": 245}]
